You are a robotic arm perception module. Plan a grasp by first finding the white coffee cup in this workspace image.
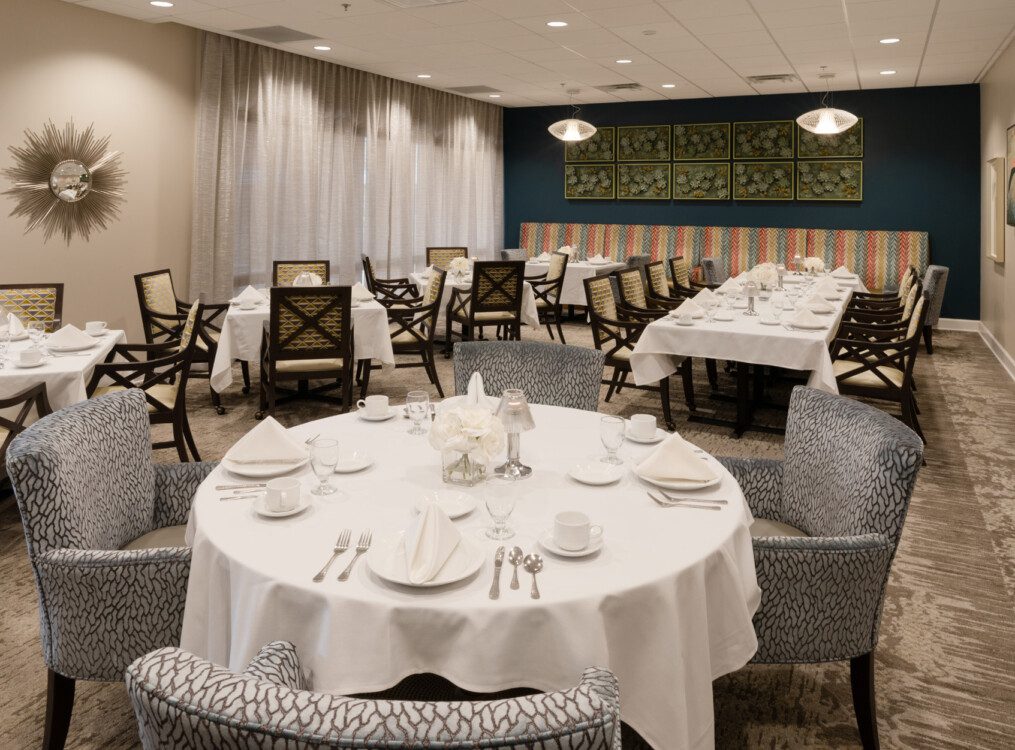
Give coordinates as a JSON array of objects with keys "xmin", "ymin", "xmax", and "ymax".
[
  {"xmin": 356, "ymin": 394, "xmax": 389, "ymax": 417},
  {"xmin": 19, "ymin": 348, "xmax": 42, "ymax": 366},
  {"xmin": 85, "ymin": 320, "xmax": 106, "ymax": 334},
  {"xmin": 239, "ymin": 299, "xmax": 256, "ymax": 311},
  {"xmin": 553, "ymin": 511, "xmax": 603, "ymax": 552},
  {"xmin": 629, "ymin": 414, "xmax": 657, "ymax": 440},
  {"xmin": 266, "ymin": 477, "xmax": 301, "ymax": 512}
]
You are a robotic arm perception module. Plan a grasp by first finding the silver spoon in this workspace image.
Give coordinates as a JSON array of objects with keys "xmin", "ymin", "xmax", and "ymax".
[
  {"xmin": 507, "ymin": 546, "xmax": 524, "ymax": 590},
  {"xmin": 523, "ymin": 553, "xmax": 543, "ymax": 600}
]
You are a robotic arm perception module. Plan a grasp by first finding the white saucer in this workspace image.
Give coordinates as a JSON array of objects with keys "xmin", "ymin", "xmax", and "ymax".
[
  {"xmin": 86, "ymin": 329, "xmax": 109, "ymax": 337},
  {"xmin": 413, "ymin": 491, "xmax": 476, "ymax": 519},
  {"xmin": 637, "ymin": 471, "xmax": 722, "ymax": 491},
  {"xmin": 785, "ymin": 320, "xmax": 826, "ymax": 330},
  {"xmin": 222, "ymin": 457, "xmax": 309, "ymax": 478},
  {"xmin": 759, "ymin": 318, "xmax": 781, "ymax": 326},
  {"xmin": 13, "ymin": 359, "xmax": 44, "ymax": 369},
  {"xmin": 625, "ymin": 427, "xmax": 666, "ymax": 444},
  {"xmin": 357, "ymin": 408, "xmax": 398, "ymax": 422},
  {"xmin": 48, "ymin": 341, "xmax": 97, "ymax": 353},
  {"xmin": 713, "ymin": 313, "xmax": 734, "ymax": 322},
  {"xmin": 809, "ymin": 308, "xmax": 834, "ymax": 315},
  {"xmin": 674, "ymin": 319, "xmax": 694, "ymax": 327},
  {"xmin": 568, "ymin": 461, "xmax": 624, "ymax": 486},
  {"xmin": 253, "ymin": 495, "xmax": 310, "ymax": 519},
  {"xmin": 334, "ymin": 451, "xmax": 373, "ymax": 473},
  {"xmin": 539, "ymin": 530, "xmax": 604, "ymax": 558},
  {"xmin": 366, "ymin": 533, "xmax": 484, "ymax": 587},
  {"xmin": 822, "ymin": 294, "xmax": 843, "ymax": 301}
]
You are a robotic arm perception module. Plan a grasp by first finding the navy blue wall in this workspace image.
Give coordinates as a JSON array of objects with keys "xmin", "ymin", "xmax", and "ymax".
[{"xmin": 503, "ymin": 84, "xmax": 980, "ymax": 319}]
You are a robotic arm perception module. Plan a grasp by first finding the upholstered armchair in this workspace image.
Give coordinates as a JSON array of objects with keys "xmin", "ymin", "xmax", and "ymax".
[
  {"xmin": 127, "ymin": 641, "xmax": 622, "ymax": 750},
  {"xmin": 6, "ymin": 389, "xmax": 216, "ymax": 750},
  {"xmin": 719, "ymin": 386, "xmax": 923, "ymax": 750},
  {"xmin": 500, "ymin": 248, "xmax": 528, "ymax": 261},
  {"xmin": 700, "ymin": 256, "xmax": 726, "ymax": 286},
  {"xmin": 920, "ymin": 264, "xmax": 949, "ymax": 353},
  {"xmin": 453, "ymin": 341, "xmax": 604, "ymax": 412}
]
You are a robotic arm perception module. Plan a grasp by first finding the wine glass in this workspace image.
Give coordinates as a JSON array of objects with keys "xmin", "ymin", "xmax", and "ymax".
[
  {"xmin": 309, "ymin": 438, "xmax": 340, "ymax": 495},
  {"xmin": 700, "ymin": 295, "xmax": 716, "ymax": 323},
  {"xmin": 26, "ymin": 321, "xmax": 45, "ymax": 350},
  {"xmin": 600, "ymin": 416, "xmax": 625, "ymax": 465},
  {"xmin": 485, "ymin": 485, "xmax": 516, "ymax": 540},
  {"xmin": 406, "ymin": 390, "xmax": 429, "ymax": 436}
]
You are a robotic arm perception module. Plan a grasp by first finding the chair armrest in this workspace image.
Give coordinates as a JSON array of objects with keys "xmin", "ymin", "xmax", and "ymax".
[
  {"xmin": 152, "ymin": 461, "xmax": 218, "ymax": 528},
  {"xmin": 244, "ymin": 641, "xmax": 308, "ymax": 690},
  {"xmin": 717, "ymin": 457, "xmax": 784, "ymax": 521}
]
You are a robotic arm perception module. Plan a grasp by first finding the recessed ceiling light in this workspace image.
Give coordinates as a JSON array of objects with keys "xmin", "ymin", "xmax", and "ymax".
[
  {"xmin": 150, "ymin": 1, "xmax": 174, "ymax": 7},
  {"xmin": 880, "ymin": 69, "xmax": 896, "ymax": 75},
  {"xmin": 546, "ymin": 21, "xmax": 568, "ymax": 28},
  {"xmin": 880, "ymin": 37, "xmax": 900, "ymax": 44},
  {"xmin": 489, "ymin": 94, "xmax": 501, "ymax": 98},
  {"xmin": 616, "ymin": 59, "xmax": 632, "ymax": 64},
  {"xmin": 662, "ymin": 83, "xmax": 676, "ymax": 88},
  {"xmin": 313, "ymin": 45, "xmax": 331, "ymax": 51},
  {"xmin": 417, "ymin": 74, "xmax": 432, "ymax": 79}
]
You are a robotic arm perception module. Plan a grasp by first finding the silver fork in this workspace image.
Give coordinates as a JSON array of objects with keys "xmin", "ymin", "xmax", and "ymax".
[
  {"xmin": 337, "ymin": 530, "xmax": 372, "ymax": 582},
  {"xmin": 313, "ymin": 529, "xmax": 352, "ymax": 582}
]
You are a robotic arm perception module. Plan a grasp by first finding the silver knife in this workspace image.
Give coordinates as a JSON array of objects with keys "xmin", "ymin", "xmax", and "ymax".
[
  {"xmin": 489, "ymin": 546, "xmax": 505, "ymax": 600},
  {"xmin": 647, "ymin": 491, "xmax": 721, "ymax": 510}
]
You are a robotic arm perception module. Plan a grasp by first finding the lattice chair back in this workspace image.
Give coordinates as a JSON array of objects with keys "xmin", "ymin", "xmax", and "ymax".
[
  {"xmin": 669, "ymin": 257, "xmax": 690, "ymax": 288},
  {"xmin": 646, "ymin": 261, "xmax": 670, "ymax": 298},
  {"xmin": 470, "ymin": 261, "xmax": 524, "ymax": 316},
  {"xmin": 273, "ymin": 260, "xmax": 330, "ymax": 287},
  {"xmin": 901, "ymin": 280, "xmax": 922, "ymax": 323},
  {"xmin": 547, "ymin": 251, "xmax": 569, "ymax": 282},
  {"xmin": 616, "ymin": 268, "xmax": 648, "ymax": 309},
  {"xmin": 390, "ymin": 269, "xmax": 447, "ymax": 346},
  {"xmin": 898, "ymin": 266, "xmax": 915, "ymax": 299},
  {"xmin": 424, "ymin": 270, "xmax": 444, "ymax": 307},
  {"xmin": 269, "ymin": 286, "xmax": 351, "ymax": 364},
  {"xmin": 584, "ymin": 275, "xmax": 624, "ymax": 348},
  {"xmin": 134, "ymin": 270, "xmax": 183, "ymax": 345},
  {"xmin": 361, "ymin": 254, "xmax": 377, "ymax": 293},
  {"xmin": 426, "ymin": 246, "xmax": 467, "ymax": 270},
  {"xmin": 905, "ymin": 295, "xmax": 926, "ymax": 341},
  {"xmin": 0, "ymin": 283, "xmax": 64, "ymax": 333}
]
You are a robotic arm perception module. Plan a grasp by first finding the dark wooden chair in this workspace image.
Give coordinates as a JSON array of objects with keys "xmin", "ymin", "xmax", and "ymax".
[
  {"xmin": 361, "ymin": 254, "xmax": 418, "ymax": 308},
  {"xmin": 444, "ymin": 261, "xmax": 525, "ymax": 357},
  {"xmin": 272, "ymin": 260, "xmax": 330, "ymax": 287},
  {"xmin": 852, "ymin": 265, "xmax": 917, "ymax": 301},
  {"xmin": 375, "ymin": 268, "xmax": 448, "ymax": 398},
  {"xmin": 0, "ymin": 383, "xmax": 52, "ymax": 487},
  {"xmin": 526, "ymin": 251, "xmax": 569, "ymax": 343},
  {"xmin": 644, "ymin": 261, "xmax": 686, "ymax": 306},
  {"xmin": 616, "ymin": 267, "xmax": 677, "ymax": 315},
  {"xmin": 87, "ymin": 302, "xmax": 204, "ymax": 462},
  {"xmin": 0, "ymin": 283, "xmax": 64, "ymax": 332},
  {"xmin": 426, "ymin": 247, "xmax": 467, "ymax": 270},
  {"xmin": 257, "ymin": 286, "xmax": 353, "ymax": 419}
]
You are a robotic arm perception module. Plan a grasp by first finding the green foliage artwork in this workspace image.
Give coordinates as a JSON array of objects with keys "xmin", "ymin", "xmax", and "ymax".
[
  {"xmin": 672, "ymin": 123, "xmax": 730, "ymax": 160},
  {"xmin": 618, "ymin": 163, "xmax": 671, "ymax": 199},
  {"xmin": 796, "ymin": 160, "xmax": 862, "ymax": 201},
  {"xmin": 733, "ymin": 120, "xmax": 794, "ymax": 159},
  {"xmin": 797, "ymin": 119, "xmax": 863, "ymax": 158},
  {"xmin": 673, "ymin": 162, "xmax": 729, "ymax": 200},
  {"xmin": 617, "ymin": 125, "xmax": 671, "ymax": 161},
  {"xmin": 564, "ymin": 164, "xmax": 616, "ymax": 199},
  {"xmin": 564, "ymin": 127, "xmax": 615, "ymax": 162},
  {"xmin": 733, "ymin": 162, "xmax": 793, "ymax": 201}
]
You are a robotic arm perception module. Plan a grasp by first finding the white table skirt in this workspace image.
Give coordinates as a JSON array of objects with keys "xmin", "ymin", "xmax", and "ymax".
[
  {"xmin": 210, "ymin": 301, "xmax": 395, "ymax": 394},
  {"xmin": 181, "ymin": 405, "xmax": 760, "ymax": 750},
  {"xmin": 630, "ymin": 274, "xmax": 865, "ymax": 393},
  {"xmin": 524, "ymin": 260, "xmax": 626, "ymax": 307},
  {"xmin": 409, "ymin": 273, "xmax": 541, "ymax": 330},
  {"xmin": 0, "ymin": 330, "xmax": 125, "ymax": 410}
]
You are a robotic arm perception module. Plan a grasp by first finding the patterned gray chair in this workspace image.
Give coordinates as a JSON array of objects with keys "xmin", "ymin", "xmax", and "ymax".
[
  {"xmin": 920, "ymin": 264, "xmax": 948, "ymax": 354},
  {"xmin": 126, "ymin": 641, "xmax": 622, "ymax": 749},
  {"xmin": 6, "ymin": 389, "xmax": 216, "ymax": 750},
  {"xmin": 719, "ymin": 386, "xmax": 923, "ymax": 750},
  {"xmin": 700, "ymin": 256, "xmax": 727, "ymax": 285},
  {"xmin": 499, "ymin": 248, "xmax": 528, "ymax": 261},
  {"xmin": 453, "ymin": 340, "xmax": 605, "ymax": 411}
]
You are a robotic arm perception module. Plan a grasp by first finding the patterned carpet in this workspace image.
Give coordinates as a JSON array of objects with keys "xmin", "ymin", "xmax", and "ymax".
[{"xmin": 1, "ymin": 324, "xmax": 1013, "ymax": 749}]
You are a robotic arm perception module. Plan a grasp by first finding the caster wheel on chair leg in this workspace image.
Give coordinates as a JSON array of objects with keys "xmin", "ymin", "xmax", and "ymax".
[
  {"xmin": 216, "ymin": 406, "xmax": 226, "ymax": 415},
  {"xmin": 254, "ymin": 411, "xmax": 265, "ymax": 420}
]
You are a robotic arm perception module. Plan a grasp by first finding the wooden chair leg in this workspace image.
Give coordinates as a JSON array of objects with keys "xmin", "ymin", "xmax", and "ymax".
[
  {"xmin": 850, "ymin": 653, "xmax": 880, "ymax": 750},
  {"xmin": 172, "ymin": 422, "xmax": 189, "ymax": 463},
  {"xmin": 705, "ymin": 358, "xmax": 718, "ymax": 392},
  {"xmin": 43, "ymin": 670, "xmax": 75, "ymax": 750},
  {"xmin": 616, "ymin": 370, "xmax": 628, "ymax": 394},
  {"xmin": 444, "ymin": 315, "xmax": 453, "ymax": 358},
  {"xmin": 359, "ymin": 359, "xmax": 371, "ymax": 400},
  {"xmin": 555, "ymin": 315, "xmax": 566, "ymax": 345},
  {"xmin": 604, "ymin": 368, "xmax": 620, "ymax": 402},
  {"xmin": 922, "ymin": 325, "xmax": 933, "ymax": 354},
  {"xmin": 240, "ymin": 360, "xmax": 251, "ymax": 394},
  {"xmin": 545, "ymin": 320, "xmax": 555, "ymax": 341},
  {"xmin": 659, "ymin": 375, "xmax": 675, "ymax": 431},
  {"xmin": 182, "ymin": 416, "xmax": 201, "ymax": 462},
  {"xmin": 425, "ymin": 346, "xmax": 444, "ymax": 398},
  {"xmin": 680, "ymin": 358, "xmax": 697, "ymax": 413},
  {"xmin": 210, "ymin": 382, "xmax": 225, "ymax": 415}
]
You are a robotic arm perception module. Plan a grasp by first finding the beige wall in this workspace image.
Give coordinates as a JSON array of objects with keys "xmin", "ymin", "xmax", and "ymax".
[
  {"xmin": 981, "ymin": 39, "xmax": 1015, "ymax": 356},
  {"xmin": 0, "ymin": 0, "xmax": 198, "ymax": 340}
]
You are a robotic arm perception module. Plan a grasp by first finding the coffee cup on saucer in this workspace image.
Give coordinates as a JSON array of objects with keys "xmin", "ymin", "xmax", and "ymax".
[
  {"xmin": 19, "ymin": 349, "xmax": 43, "ymax": 366},
  {"xmin": 678, "ymin": 311, "xmax": 693, "ymax": 325},
  {"xmin": 239, "ymin": 299, "xmax": 256, "ymax": 311},
  {"xmin": 266, "ymin": 477, "xmax": 300, "ymax": 513},
  {"xmin": 356, "ymin": 394, "xmax": 389, "ymax": 418},
  {"xmin": 629, "ymin": 414, "xmax": 657, "ymax": 440},
  {"xmin": 85, "ymin": 320, "xmax": 107, "ymax": 335},
  {"xmin": 553, "ymin": 511, "xmax": 603, "ymax": 552}
]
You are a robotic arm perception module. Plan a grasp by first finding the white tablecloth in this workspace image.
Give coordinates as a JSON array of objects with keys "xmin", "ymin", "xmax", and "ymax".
[
  {"xmin": 181, "ymin": 405, "xmax": 760, "ymax": 750},
  {"xmin": 409, "ymin": 273, "xmax": 541, "ymax": 329},
  {"xmin": 524, "ymin": 260, "xmax": 626, "ymax": 307},
  {"xmin": 630, "ymin": 274, "xmax": 865, "ymax": 393},
  {"xmin": 0, "ymin": 330, "xmax": 125, "ymax": 410},
  {"xmin": 210, "ymin": 301, "xmax": 396, "ymax": 394}
]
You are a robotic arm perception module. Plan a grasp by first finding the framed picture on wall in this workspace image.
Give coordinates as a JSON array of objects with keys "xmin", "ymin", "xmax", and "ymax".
[
  {"xmin": 673, "ymin": 162, "xmax": 730, "ymax": 200},
  {"xmin": 564, "ymin": 127, "xmax": 615, "ymax": 162},
  {"xmin": 617, "ymin": 163, "xmax": 671, "ymax": 199},
  {"xmin": 732, "ymin": 162, "xmax": 793, "ymax": 200},
  {"xmin": 733, "ymin": 120, "xmax": 794, "ymax": 159},
  {"xmin": 1006, "ymin": 125, "xmax": 1015, "ymax": 227},
  {"xmin": 617, "ymin": 125, "xmax": 671, "ymax": 161},
  {"xmin": 564, "ymin": 164, "xmax": 616, "ymax": 199},
  {"xmin": 988, "ymin": 156, "xmax": 1006, "ymax": 263},
  {"xmin": 673, "ymin": 123, "xmax": 730, "ymax": 160},
  {"xmin": 797, "ymin": 119, "xmax": 863, "ymax": 158},
  {"xmin": 796, "ymin": 161, "xmax": 863, "ymax": 201}
]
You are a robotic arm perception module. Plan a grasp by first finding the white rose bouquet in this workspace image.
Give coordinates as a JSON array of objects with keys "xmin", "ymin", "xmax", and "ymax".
[
  {"xmin": 749, "ymin": 263, "xmax": 779, "ymax": 289},
  {"xmin": 557, "ymin": 245, "xmax": 574, "ymax": 258},
  {"xmin": 429, "ymin": 405, "xmax": 506, "ymax": 463},
  {"xmin": 803, "ymin": 256, "xmax": 825, "ymax": 273},
  {"xmin": 448, "ymin": 256, "xmax": 470, "ymax": 276}
]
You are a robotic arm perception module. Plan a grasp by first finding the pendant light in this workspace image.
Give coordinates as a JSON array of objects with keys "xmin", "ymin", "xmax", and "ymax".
[
  {"xmin": 796, "ymin": 71, "xmax": 857, "ymax": 135},
  {"xmin": 548, "ymin": 87, "xmax": 596, "ymax": 142}
]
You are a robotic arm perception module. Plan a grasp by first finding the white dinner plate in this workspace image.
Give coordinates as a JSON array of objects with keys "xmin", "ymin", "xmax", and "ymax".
[
  {"xmin": 636, "ymin": 468, "xmax": 722, "ymax": 492},
  {"xmin": 13, "ymin": 360, "xmax": 44, "ymax": 369},
  {"xmin": 568, "ymin": 462, "xmax": 625, "ymax": 486},
  {"xmin": 357, "ymin": 408, "xmax": 398, "ymax": 422},
  {"xmin": 2, "ymin": 332, "xmax": 29, "ymax": 342},
  {"xmin": 48, "ymin": 341, "xmax": 97, "ymax": 353},
  {"xmin": 334, "ymin": 450, "xmax": 373, "ymax": 473},
  {"xmin": 713, "ymin": 312, "xmax": 734, "ymax": 322},
  {"xmin": 539, "ymin": 530, "xmax": 604, "ymax": 558},
  {"xmin": 222, "ymin": 457, "xmax": 308, "ymax": 478},
  {"xmin": 625, "ymin": 426, "xmax": 666, "ymax": 444},
  {"xmin": 759, "ymin": 318, "xmax": 781, "ymax": 326},
  {"xmin": 366, "ymin": 533, "xmax": 485, "ymax": 588},
  {"xmin": 806, "ymin": 306, "xmax": 834, "ymax": 315},
  {"xmin": 822, "ymin": 294, "xmax": 844, "ymax": 301},
  {"xmin": 413, "ymin": 491, "xmax": 476, "ymax": 520},
  {"xmin": 253, "ymin": 495, "xmax": 310, "ymax": 519},
  {"xmin": 784, "ymin": 319, "xmax": 826, "ymax": 331}
]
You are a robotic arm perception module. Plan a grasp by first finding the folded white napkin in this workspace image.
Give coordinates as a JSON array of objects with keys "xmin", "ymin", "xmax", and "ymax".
[
  {"xmin": 405, "ymin": 502, "xmax": 462, "ymax": 584},
  {"xmin": 636, "ymin": 434, "xmax": 717, "ymax": 485},
  {"xmin": 4, "ymin": 312, "xmax": 25, "ymax": 337},
  {"xmin": 225, "ymin": 416, "xmax": 307, "ymax": 464},
  {"xmin": 803, "ymin": 293, "xmax": 833, "ymax": 313},
  {"xmin": 466, "ymin": 371, "xmax": 489, "ymax": 407},
  {"xmin": 231, "ymin": 285, "xmax": 263, "ymax": 305},
  {"xmin": 716, "ymin": 278, "xmax": 739, "ymax": 294},
  {"xmin": 672, "ymin": 298, "xmax": 704, "ymax": 318},
  {"xmin": 813, "ymin": 277, "xmax": 840, "ymax": 296},
  {"xmin": 46, "ymin": 324, "xmax": 93, "ymax": 349},
  {"xmin": 293, "ymin": 272, "xmax": 323, "ymax": 287},
  {"xmin": 588, "ymin": 254, "xmax": 608, "ymax": 265},
  {"xmin": 831, "ymin": 265, "xmax": 856, "ymax": 278},
  {"xmin": 694, "ymin": 288, "xmax": 716, "ymax": 305},
  {"xmin": 788, "ymin": 307, "xmax": 825, "ymax": 329},
  {"xmin": 351, "ymin": 282, "xmax": 374, "ymax": 302}
]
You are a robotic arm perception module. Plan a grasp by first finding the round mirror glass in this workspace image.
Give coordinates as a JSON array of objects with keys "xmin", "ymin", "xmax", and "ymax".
[{"xmin": 49, "ymin": 159, "xmax": 92, "ymax": 202}]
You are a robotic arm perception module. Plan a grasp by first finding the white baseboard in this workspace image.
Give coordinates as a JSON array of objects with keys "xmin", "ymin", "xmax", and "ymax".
[
  {"xmin": 978, "ymin": 322, "xmax": 1015, "ymax": 382},
  {"xmin": 938, "ymin": 317, "xmax": 980, "ymax": 332}
]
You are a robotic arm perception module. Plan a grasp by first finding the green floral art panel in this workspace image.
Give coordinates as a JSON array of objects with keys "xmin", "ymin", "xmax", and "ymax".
[
  {"xmin": 733, "ymin": 120, "xmax": 794, "ymax": 159},
  {"xmin": 673, "ymin": 162, "xmax": 730, "ymax": 200},
  {"xmin": 618, "ymin": 163, "xmax": 671, "ymax": 199},
  {"xmin": 564, "ymin": 127, "xmax": 615, "ymax": 162},
  {"xmin": 617, "ymin": 125, "xmax": 671, "ymax": 161},
  {"xmin": 796, "ymin": 160, "xmax": 863, "ymax": 201},
  {"xmin": 797, "ymin": 119, "xmax": 863, "ymax": 158},
  {"xmin": 564, "ymin": 164, "xmax": 616, "ymax": 199},
  {"xmin": 733, "ymin": 162, "xmax": 794, "ymax": 201},
  {"xmin": 672, "ymin": 122, "xmax": 730, "ymax": 160}
]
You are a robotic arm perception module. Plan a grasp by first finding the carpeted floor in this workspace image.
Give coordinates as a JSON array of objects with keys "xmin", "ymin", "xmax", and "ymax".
[{"xmin": 1, "ymin": 324, "xmax": 1013, "ymax": 749}]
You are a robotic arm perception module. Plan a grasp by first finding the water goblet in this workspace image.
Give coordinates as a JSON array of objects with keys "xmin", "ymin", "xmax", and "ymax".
[
  {"xmin": 600, "ymin": 415, "xmax": 625, "ymax": 465},
  {"xmin": 406, "ymin": 390, "xmax": 430, "ymax": 436},
  {"xmin": 309, "ymin": 438, "xmax": 340, "ymax": 495},
  {"xmin": 485, "ymin": 485, "xmax": 516, "ymax": 540},
  {"xmin": 26, "ymin": 321, "xmax": 46, "ymax": 349}
]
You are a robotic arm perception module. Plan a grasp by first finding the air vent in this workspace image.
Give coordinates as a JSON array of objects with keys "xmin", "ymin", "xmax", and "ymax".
[
  {"xmin": 383, "ymin": 0, "xmax": 465, "ymax": 8},
  {"xmin": 745, "ymin": 74, "xmax": 798, "ymax": 84},
  {"xmin": 236, "ymin": 26, "xmax": 320, "ymax": 44},
  {"xmin": 445, "ymin": 85, "xmax": 501, "ymax": 94},
  {"xmin": 594, "ymin": 83, "xmax": 643, "ymax": 92}
]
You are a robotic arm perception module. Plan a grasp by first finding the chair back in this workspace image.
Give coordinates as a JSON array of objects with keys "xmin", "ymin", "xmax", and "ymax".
[
  {"xmin": 134, "ymin": 270, "xmax": 180, "ymax": 344},
  {"xmin": 268, "ymin": 286, "xmax": 351, "ymax": 365},
  {"xmin": 426, "ymin": 246, "xmax": 467, "ymax": 270},
  {"xmin": 921, "ymin": 265, "xmax": 948, "ymax": 326},
  {"xmin": 453, "ymin": 341, "xmax": 605, "ymax": 412},
  {"xmin": 390, "ymin": 269, "xmax": 446, "ymax": 345},
  {"xmin": 361, "ymin": 254, "xmax": 377, "ymax": 293},
  {"xmin": 273, "ymin": 260, "xmax": 330, "ymax": 287},
  {"xmin": 499, "ymin": 249, "xmax": 527, "ymax": 262},
  {"xmin": 700, "ymin": 256, "xmax": 727, "ymax": 285},
  {"xmin": 898, "ymin": 266, "xmax": 916, "ymax": 299},
  {"xmin": 547, "ymin": 251, "xmax": 569, "ymax": 282},
  {"xmin": 901, "ymin": 280, "xmax": 922, "ymax": 323},
  {"xmin": 645, "ymin": 262, "xmax": 670, "ymax": 299},
  {"xmin": 469, "ymin": 261, "xmax": 524, "ymax": 317},
  {"xmin": 0, "ymin": 283, "xmax": 64, "ymax": 332},
  {"xmin": 584, "ymin": 275, "xmax": 630, "ymax": 353},
  {"xmin": 669, "ymin": 257, "xmax": 690, "ymax": 288},
  {"xmin": 616, "ymin": 268, "xmax": 649, "ymax": 309}
]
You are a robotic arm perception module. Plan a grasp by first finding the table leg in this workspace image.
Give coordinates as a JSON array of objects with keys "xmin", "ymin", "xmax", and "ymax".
[{"xmin": 735, "ymin": 362, "xmax": 752, "ymax": 437}]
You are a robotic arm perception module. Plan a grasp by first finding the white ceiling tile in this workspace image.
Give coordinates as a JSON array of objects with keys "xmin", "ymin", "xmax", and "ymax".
[
  {"xmin": 510, "ymin": 46, "xmax": 589, "ymax": 63},
  {"xmin": 232, "ymin": 1, "xmax": 332, "ymax": 29},
  {"xmin": 581, "ymin": 4, "xmax": 674, "ymax": 27},
  {"xmin": 763, "ymin": 6, "xmax": 846, "ymax": 28},
  {"xmin": 473, "ymin": 0, "xmax": 578, "ymax": 20},
  {"xmin": 485, "ymin": 33, "xmax": 561, "ymax": 52},
  {"xmin": 751, "ymin": 0, "xmax": 841, "ymax": 9},
  {"xmin": 937, "ymin": 0, "xmax": 1015, "ymax": 10},
  {"xmin": 933, "ymin": 8, "xmax": 1015, "ymax": 30},
  {"xmin": 445, "ymin": 19, "xmax": 533, "ymax": 41},
  {"xmin": 171, "ymin": 8, "xmax": 259, "ymax": 29},
  {"xmin": 658, "ymin": 0, "xmax": 755, "ymax": 20},
  {"xmin": 682, "ymin": 14, "xmax": 766, "ymax": 36},
  {"xmin": 75, "ymin": 0, "xmax": 165, "ymax": 21},
  {"xmin": 727, "ymin": 55, "xmax": 795, "ymax": 75},
  {"xmin": 405, "ymin": 3, "xmax": 502, "ymax": 26},
  {"xmin": 512, "ymin": 13, "xmax": 602, "ymax": 34}
]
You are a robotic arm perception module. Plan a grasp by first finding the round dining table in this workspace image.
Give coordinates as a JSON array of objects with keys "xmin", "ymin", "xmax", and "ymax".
[{"xmin": 181, "ymin": 404, "xmax": 761, "ymax": 750}]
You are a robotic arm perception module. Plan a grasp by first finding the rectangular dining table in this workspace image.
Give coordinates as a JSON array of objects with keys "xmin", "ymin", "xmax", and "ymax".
[
  {"xmin": 522, "ymin": 257, "xmax": 626, "ymax": 307},
  {"xmin": 409, "ymin": 272, "xmax": 541, "ymax": 330}
]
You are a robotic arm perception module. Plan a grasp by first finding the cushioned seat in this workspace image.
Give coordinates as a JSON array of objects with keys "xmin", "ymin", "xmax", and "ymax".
[
  {"xmin": 750, "ymin": 518, "xmax": 807, "ymax": 538},
  {"xmin": 180, "ymin": 328, "xmax": 219, "ymax": 353},
  {"xmin": 456, "ymin": 310, "xmax": 519, "ymax": 323},
  {"xmin": 0, "ymin": 426, "xmax": 8, "ymax": 443},
  {"xmin": 276, "ymin": 357, "xmax": 344, "ymax": 373},
  {"xmin": 92, "ymin": 383, "xmax": 178, "ymax": 411},
  {"xmin": 390, "ymin": 328, "xmax": 423, "ymax": 345},
  {"xmin": 120, "ymin": 525, "xmax": 188, "ymax": 550},
  {"xmin": 832, "ymin": 360, "xmax": 904, "ymax": 389},
  {"xmin": 606, "ymin": 346, "xmax": 633, "ymax": 362},
  {"xmin": 536, "ymin": 298, "xmax": 551, "ymax": 309}
]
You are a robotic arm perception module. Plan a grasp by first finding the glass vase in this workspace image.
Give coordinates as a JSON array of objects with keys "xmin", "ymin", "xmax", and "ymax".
[{"xmin": 442, "ymin": 450, "xmax": 487, "ymax": 487}]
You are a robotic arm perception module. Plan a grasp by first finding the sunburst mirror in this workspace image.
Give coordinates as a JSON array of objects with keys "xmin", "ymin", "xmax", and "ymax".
[{"xmin": 2, "ymin": 120, "xmax": 126, "ymax": 244}]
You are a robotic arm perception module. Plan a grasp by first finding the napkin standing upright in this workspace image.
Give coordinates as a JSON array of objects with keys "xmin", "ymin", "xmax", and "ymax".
[
  {"xmin": 404, "ymin": 503, "xmax": 462, "ymax": 584},
  {"xmin": 636, "ymin": 434, "xmax": 717, "ymax": 484},
  {"xmin": 225, "ymin": 416, "xmax": 308, "ymax": 464}
]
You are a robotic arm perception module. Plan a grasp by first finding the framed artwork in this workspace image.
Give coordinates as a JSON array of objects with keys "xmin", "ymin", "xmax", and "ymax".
[
  {"xmin": 798, "ymin": 119, "xmax": 864, "ymax": 158},
  {"xmin": 673, "ymin": 162, "xmax": 730, "ymax": 200},
  {"xmin": 1007, "ymin": 125, "xmax": 1015, "ymax": 227},
  {"xmin": 617, "ymin": 125, "xmax": 671, "ymax": 161},
  {"xmin": 617, "ymin": 163, "xmax": 671, "ymax": 199},
  {"xmin": 733, "ymin": 161, "xmax": 793, "ymax": 201},
  {"xmin": 796, "ymin": 160, "xmax": 862, "ymax": 201},
  {"xmin": 673, "ymin": 122, "xmax": 730, "ymax": 161},
  {"xmin": 565, "ymin": 127, "xmax": 615, "ymax": 162},
  {"xmin": 733, "ymin": 120, "xmax": 794, "ymax": 159},
  {"xmin": 564, "ymin": 164, "xmax": 616, "ymax": 199},
  {"xmin": 988, "ymin": 156, "xmax": 1006, "ymax": 263}
]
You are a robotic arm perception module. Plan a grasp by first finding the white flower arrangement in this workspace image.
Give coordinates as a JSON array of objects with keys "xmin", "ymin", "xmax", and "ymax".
[
  {"xmin": 749, "ymin": 264, "xmax": 779, "ymax": 289},
  {"xmin": 448, "ymin": 256, "xmax": 470, "ymax": 275},
  {"xmin": 557, "ymin": 245, "xmax": 574, "ymax": 257},
  {"xmin": 803, "ymin": 257, "xmax": 825, "ymax": 273},
  {"xmin": 429, "ymin": 405, "xmax": 506, "ymax": 463}
]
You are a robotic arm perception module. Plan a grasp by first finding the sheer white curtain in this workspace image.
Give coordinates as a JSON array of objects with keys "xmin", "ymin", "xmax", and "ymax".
[{"xmin": 190, "ymin": 33, "xmax": 503, "ymax": 300}]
